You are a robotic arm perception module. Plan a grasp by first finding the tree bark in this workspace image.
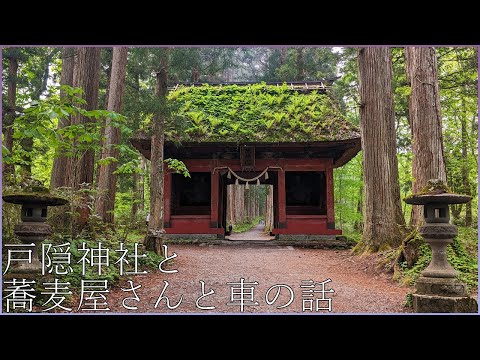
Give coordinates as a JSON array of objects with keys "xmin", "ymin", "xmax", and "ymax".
[
  {"xmin": 264, "ymin": 185, "xmax": 274, "ymax": 233},
  {"xmin": 2, "ymin": 52, "xmax": 18, "ymax": 183},
  {"xmin": 356, "ymin": 47, "xmax": 405, "ymax": 252},
  {"xmin": 69, "ymin": 47, "xmax": 101, "ymax": 188},
  {"xmin": 139, "ymin": 156, "xmax": 145, "ymax": 212},
  {"xmin": 252, "ymin": 187, "xmax": 257, "ymax": 219},
  {"xmin": 51, "ymin": 48, "xmax": 75, "ymax": 189},
  {"xmin": 233, "ymin": 184, "xmax": 238, "ymax": 223},
  {"xmin": 236, "ymin": 184, "xmax": 244, "ymax": 223},
  {"xmin": 255, "ymin": 186, "xmax": 260, "ymax": 217},
  {"xmin": 95, "ymin": 48, "xmax": 114, "ymax": 188},
  {"xmin": 131, "ymin": 160, "xmax": 141, "ymax": 218},
  {"xmin": 227, "ymin": 185, "xmax": 234, "ymax": 225},
  {"xmin": 131, "ymin": 71, "xmax": 144, "ymax": 218},
  {"xmin": 69, "ymin": 47, "xmax": 101, "ymax": 227},
  {"xmin": 245, "ymin": 188, "xmax": 251, "ymax": 222},
  {"xmin": 145, "ymin": 53, "xmax": 168, "ymax": 255},
  {"xmin": 95, "ymin": 47, "xmax": 128, "ymax": 224},
  {"xmin": 405, "ymin": 47, "xmax": 447, "ymax": 227}
]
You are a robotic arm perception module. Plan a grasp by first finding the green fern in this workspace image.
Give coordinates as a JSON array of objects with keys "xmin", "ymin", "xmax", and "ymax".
[
  {"xmin": 289, "ymin": 119, "xmax": 299, "ymax": 129},
  {"xmin": 165, "ymin": 84, "xmax": 356, "ymax": 143},
  {"xmin": 265, "ymin": 94, "xmax": 276, "ymax": 106},
  {"xmin": 188, "ymin": 111, "xmax": 203, "ymax": 126},
  {"xmin": 208, "ymin": 116, "xmax": 223, "ymax": 128},
  {"xmin": 291, "ymin": 95, "xmax": 304, "ymax": 108},
  {"xmin": 285, "ymin": 104, "xmax": 297, "ymax": 115},
  {"xmin": 265, "ymin": 119, "xmax": 275, "ymax": 129},
  {"xmin": 273, "ymin": 113, "xmax": 285, "ymax": 123}
]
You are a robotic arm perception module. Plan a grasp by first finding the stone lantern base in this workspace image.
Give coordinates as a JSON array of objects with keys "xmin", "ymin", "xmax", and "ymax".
[{"xmin": 413, "ymin": 276, "xmax": 478, "ymax": 313}]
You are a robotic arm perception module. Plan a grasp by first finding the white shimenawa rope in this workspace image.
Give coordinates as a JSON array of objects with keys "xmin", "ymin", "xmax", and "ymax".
[{"xmin": 213, "ymin": 166, "xmax": 283, "ymax": 188}]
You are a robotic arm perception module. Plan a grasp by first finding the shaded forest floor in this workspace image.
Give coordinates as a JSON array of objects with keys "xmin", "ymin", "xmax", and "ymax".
[{"xmin": 101, "ymin": 244, "xmax": 412, "ymax": 313}]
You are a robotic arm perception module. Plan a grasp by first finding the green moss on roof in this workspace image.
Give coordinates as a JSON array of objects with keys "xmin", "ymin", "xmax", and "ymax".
[{"xmin": 164, "ymin": 83, "xmax": 359, "ymax": 143}]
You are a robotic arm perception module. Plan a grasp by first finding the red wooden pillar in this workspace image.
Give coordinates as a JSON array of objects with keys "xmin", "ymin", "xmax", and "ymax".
[
  {"xmin": 210, "ymin": 170, "xmax": 219, "ymax": 228},
  {"xmin": 326, "ymin": 162, "xmax": 335, "ymax": 229},
  {"xmin": 164, "ymin": 171, "xmax": 172, "ymax": 228},
  {"xmin": 218, "ymin": 176, "xmax": 224, "ymax": 228},
  {"xmin": 277, "ymin": 170, "xmax": 287, "ymax": 228}
]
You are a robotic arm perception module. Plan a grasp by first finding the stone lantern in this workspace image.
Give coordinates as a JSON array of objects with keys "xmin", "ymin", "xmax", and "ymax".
[
  {"xmin": 404, "ymin": 179, "xmax": 477, "ymax": 313},
  {"xmin": 3, "ymin": 184, "xmax": 68, "ymax": 273}
]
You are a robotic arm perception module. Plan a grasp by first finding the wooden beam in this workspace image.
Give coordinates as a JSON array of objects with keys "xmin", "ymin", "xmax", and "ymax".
[{"xmin": 181, "ymin": 158, "xmax": 330, "ymax": 172}]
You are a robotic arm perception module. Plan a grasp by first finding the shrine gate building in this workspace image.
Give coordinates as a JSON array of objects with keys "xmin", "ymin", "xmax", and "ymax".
[{"xmin": 131, "ymin": 82, "xmax": 361, "ymax": 240}]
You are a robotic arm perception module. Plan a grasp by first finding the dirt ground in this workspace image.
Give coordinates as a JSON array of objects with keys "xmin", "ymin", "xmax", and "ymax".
[
  {"xmin": 226, "ymin": 223, "xmax": 274, "ymax": 241},
  {"xmin": 101, "ymin": 243, "xmax": 412, "ymax": 314}
]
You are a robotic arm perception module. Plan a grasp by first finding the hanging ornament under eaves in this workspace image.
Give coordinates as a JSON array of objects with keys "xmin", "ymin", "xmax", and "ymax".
[
  {"xmin": 245, "ymin": 181, "xmax": 249, "ymax": 189},
  {"xmin": 256, "ymin": 179, "xmax": 260, "ymax": 186},
  {"xmin": 235, "ymin": 178, "xmax": 239, "ymax": 185},
  {"xmin": 264, "ymin": 172, "xmax": 269, "ymax": 180},
  {"xmin": 227, "ymin": 171, "xmax": 231, "ymax": 179}
]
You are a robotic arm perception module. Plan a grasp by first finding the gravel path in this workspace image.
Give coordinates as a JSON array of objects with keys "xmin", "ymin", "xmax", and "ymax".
[
  {"xmin": 226, "ymin": 223, "xmax": 274, "ymax": 241},
  {"xmin": 104, "ymin": 243, "xmax": 412, "ymax": 314}
]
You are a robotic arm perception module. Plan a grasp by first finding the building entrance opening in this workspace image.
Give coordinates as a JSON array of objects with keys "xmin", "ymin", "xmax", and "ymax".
[{"xmin": 224, "ymin": 184, "xmax": 275, "ymax": 241}]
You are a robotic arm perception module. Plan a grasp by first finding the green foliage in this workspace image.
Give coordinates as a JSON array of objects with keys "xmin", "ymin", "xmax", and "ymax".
[
  {"xmin": 391, "ymin": 48, "xmax": 412, "ymax": 153},
  {"xmin": 164, "ymin": 158, "xmax": 190, "ymax": 177},
  {"xmin": 1, "ymin": 230, "xmax": 164, "ymax": 311},
  {"xmin": 400, "ymin": 227, "xmax": 478, "ymax": 292},
  {"xmin": 113, "ymin": 190, "xmax": 149, "ymax": 237},
  {"xmin": 164, "ymin": 83, "xmax": 359, "ymax": 143},
  {"xmin": 1, "ymin": 201, "xmax": 20, "ymax": 242},
  {"xmin": 334, "ymin": 153, "xmax": 363, "ymax": 234},
  {"xmin": 169, "ymin": 48, "xmax": 237, "ymax": 82},
  {"xmin": 44, "ymin": 233, "xmax": 164, "ymax": 294},
  {"xmin": 398, "ymin": 152, "xmax": 413, "ymax": 223},
  {"xmin": 3, "ymin": 84, "xmax": 128, "ymax": 186},
  {"xmin": 232, "ymin": 216, "xmax": 263, "ymax": 233},
  {"xmin": 400, "ymin": 242, "xmax": 432, "ymax": 285},
  {"xmin": 262, "ymin": 48, "xmax": 339, "ymax": 82},
  {"xmin": 404, "ymin": 293, "xmax": 413, "ymax": 308},
  {"xmin": 439, "ymin": 48, "xmax": 478, "ymax": 226},
  {"xmin": 447, "ymin": 227, "xmax": 478, "ymax": 290}
]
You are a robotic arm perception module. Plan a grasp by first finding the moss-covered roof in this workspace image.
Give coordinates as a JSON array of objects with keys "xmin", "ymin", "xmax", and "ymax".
[{"xmin": 163, "ymin": 83, "xmax": 359, "ymax": 143}]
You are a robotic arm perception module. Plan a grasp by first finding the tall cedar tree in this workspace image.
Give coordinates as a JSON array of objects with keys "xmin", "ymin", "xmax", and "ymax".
[
  {"xmin": 356, "ymin": 47, "xmax": 405, "ymax": 252},
  {"xmin": 95, "ymin": 47, "xmax": 128, "ymax": 223},
  {"xmin": 68, "ymin": 47, "xmax": 101, "ymax": 226},
  {"xmin": 50, "ymin": 48, "xmax": 75, "ymax": 189},
  {"xmin": 145, "ymin": 52, "xmax": 168, "ymax": 255},
  {"xmin": 2, "ymin": 50, "xmax": 18, "ymax": 183},
  {"xmin": 405, "ymin": 47, "xmax": 447, "ymax": 226}
]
